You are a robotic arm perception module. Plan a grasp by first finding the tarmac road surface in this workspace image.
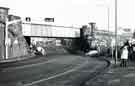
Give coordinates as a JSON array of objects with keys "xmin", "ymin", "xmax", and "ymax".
[{"xmin": 0, "ymin": 54, "xmax": 108, "ymax": 86}]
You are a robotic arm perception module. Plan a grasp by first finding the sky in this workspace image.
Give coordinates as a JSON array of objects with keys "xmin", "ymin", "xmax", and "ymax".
[{"xmin": 0, "ymin": 0, "xmax": 135, "ymax": 32}]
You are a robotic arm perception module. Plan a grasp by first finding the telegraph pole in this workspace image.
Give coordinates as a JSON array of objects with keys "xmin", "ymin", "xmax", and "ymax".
[{"xmin": 115, "ymin": 0, "xmax": 118, "ymax": 64}]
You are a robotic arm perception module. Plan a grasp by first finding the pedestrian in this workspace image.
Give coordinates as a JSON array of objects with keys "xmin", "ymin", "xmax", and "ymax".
[{"xmin": 120, "ymin": 45, "xmax": 128, "ymax": 67}]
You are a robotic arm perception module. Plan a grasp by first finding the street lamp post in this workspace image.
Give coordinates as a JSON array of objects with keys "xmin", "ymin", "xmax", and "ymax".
[
  {"xmin": 5, "ymin": 19, "xmax": 8, "ymax": 59},
  {"xmin": 115, "ymin": 0, "xmax": 118, "ymax": 64}
]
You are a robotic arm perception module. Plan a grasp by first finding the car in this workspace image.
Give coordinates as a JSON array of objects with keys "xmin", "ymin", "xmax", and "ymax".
[{"xmin": 85, "ymin": 50, "xmax": 98, "ymax": 56}]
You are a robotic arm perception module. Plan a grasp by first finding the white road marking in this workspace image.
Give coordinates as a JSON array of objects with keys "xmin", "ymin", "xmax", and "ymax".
[
  {"xmin": 24, "ymin": 60, "xmax": 88, "ymax": 86},
  {"xmin": 2, "ymin": 59, "xmax": 57, "ymax": 72}
]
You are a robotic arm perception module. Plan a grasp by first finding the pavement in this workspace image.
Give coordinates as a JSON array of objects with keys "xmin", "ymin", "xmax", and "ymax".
[
  {"xmin": 85, "ymin": 59, "xmax": 135, "ymax": 86},
  {"xmin": 0, "ymin": 55, "xmax": 35, "ymax": 63},
  {"xmin": 0, "ymin": 46, "xmax": 68, "ymax": 64}
]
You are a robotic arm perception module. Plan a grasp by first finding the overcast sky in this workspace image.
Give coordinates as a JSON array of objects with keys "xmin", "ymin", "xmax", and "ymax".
[{"xmin": 0, "ymin": 0, "xmax": 135, "ymax": 32}]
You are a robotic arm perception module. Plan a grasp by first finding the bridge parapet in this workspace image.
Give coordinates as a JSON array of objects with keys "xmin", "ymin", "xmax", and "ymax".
[{"xmin": 22, "ymin": 22, "xmax": 80, "ymax": 38}]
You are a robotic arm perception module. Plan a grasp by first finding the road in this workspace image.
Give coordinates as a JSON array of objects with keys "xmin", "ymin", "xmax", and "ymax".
[{"xmin": 0, "ymin": 53, "xmax": 108, "ymax": 86}]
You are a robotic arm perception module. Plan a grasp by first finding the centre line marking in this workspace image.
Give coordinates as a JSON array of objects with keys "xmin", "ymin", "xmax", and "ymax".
[{"xmin": 24, "ymin": 60, "xmax": 88, "ymax": 86}]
